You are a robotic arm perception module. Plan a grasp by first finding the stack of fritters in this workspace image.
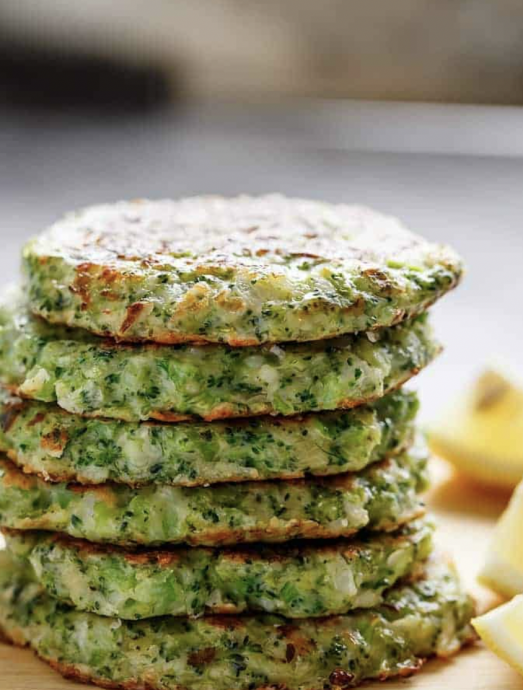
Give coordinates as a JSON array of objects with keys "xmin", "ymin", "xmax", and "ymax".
[{"xmin": 0, "ymin": 196, "xmax": 474, "ymax": 689}]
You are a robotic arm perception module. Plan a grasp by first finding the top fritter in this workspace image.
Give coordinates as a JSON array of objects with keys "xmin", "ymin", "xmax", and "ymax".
[{"xmin": 23, "ymin": 195, "xmax": 463, "ymax": 346}]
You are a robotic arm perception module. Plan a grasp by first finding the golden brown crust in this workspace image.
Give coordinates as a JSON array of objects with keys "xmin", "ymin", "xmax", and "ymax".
[
  {"xmin": 120, "ymin": 302, "xmax": 148, "ymax": 334},
  {"xmin": 168, "ymin": 508, "xmax": 425, "ymax": 548},
  {"xmin": 146, "ymin": 411, "xmax": 195, "ymax": 423},
  {"xmin": 27, "ymin": 411, "xmax": 46, "ymax": 428},
  {"xmin": 202, "ymin": 404, "xmax": 245, "ymax": 422},
  {"xmin": 0, "ymin": 403, "xmax": 22, "ymax": 433},
  {"xmin": 39, "ymin": 428, "xmax": 68, "ymax": 454},
  {"xmin": 32, "ymin": 294, "xmax": 451, "ymax": 349},
  {"xmin": 0, "ymin": 463, "xmax": 36, "ymax": 490}
]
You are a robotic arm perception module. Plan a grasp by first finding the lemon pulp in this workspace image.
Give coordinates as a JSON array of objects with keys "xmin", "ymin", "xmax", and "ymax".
[
  {"xmin": 479, "ymin": 480, "xmax": 523, "ymax": 597},
  {"xmin": 429, "ymin": 367, "xmax": 523, "ymax": 489},
  {"xmin": 473, "ymin": 595, "xmax": 523, "ymax": 676}
]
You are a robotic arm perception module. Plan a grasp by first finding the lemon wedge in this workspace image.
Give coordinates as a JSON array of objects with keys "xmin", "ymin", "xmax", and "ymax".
[
  {"xmin": 428, "ymin": 366, "xmax": 523, "ymax": 489},
  {"xmin": 473, "ymin": 596, "xmax": 523, "ymax": 675},
  {"xmin": 478, "ymin": 480, "xmax": 523, "ymax": 597}
]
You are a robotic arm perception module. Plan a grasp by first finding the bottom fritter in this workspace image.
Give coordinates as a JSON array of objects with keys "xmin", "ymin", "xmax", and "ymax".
[{"xmin": 0, "ymin": 552, "xmax": 475, "ymax": 690}]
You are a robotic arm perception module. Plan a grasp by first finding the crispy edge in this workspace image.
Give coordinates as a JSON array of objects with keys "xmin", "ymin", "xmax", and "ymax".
[
  {"xmin": 11, "ymin": 356, "xmax": 435, "ymax": 423},
  {"xmin": 2, "ymin": 520, "xmax": 424, "ymax": 567},
  {"xmin": 2, "ymin": 507, "xmax": 425, "ymax": 548},
  {"xmin": 32, "ymin": 256, "xmax": 461, "ymax": 347},
  {"xmin": 0, "ymin": 452, "xmax": 425, "ymax": 546},
  {"xmin": 6, "ymin": 317, "xmax": 440, "ymax": 421},
  {"xmin": 0, "ymin": 438, "xmax": 411, "ymax": 488},
  {"xmin": 0, "ymin": 452, "xmax": 399, "ymax": 492},
  {"xmin": 0, "ymin": 390, "xmax": 414, "ymax": 486}
]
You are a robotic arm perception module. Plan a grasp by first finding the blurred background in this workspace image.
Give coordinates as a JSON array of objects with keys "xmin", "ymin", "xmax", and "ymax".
[{"xmin": 1, "ymin": 0, "xmax": 523, "ymax": 420}]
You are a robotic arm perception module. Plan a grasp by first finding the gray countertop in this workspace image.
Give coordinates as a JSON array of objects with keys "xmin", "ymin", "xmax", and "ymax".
[{"xmin": 1, "ymin": 101, "xmax": 522, "ymax": 420}]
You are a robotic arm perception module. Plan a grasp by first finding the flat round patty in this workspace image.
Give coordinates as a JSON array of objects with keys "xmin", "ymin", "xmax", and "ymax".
[
  {"xmin": 0, "ymin": 290, "xmax": 440, "ymax": 422},
  {"xmin": 0, "ymin": 389, "xmax": 417, "ymax": 486},
  {"xmin": 4, "ymin": 520, "xmax": 432, "ymax": 619},
  {"xmin": 23, "ymin": 195, "xmax": 463, "ymax": 346},
  {"xmin": 0, "ymin": 553, "xmax": 475, "ymax": 690},
  {"xmin": 0, "ymin": 448, "xmax": 428, "ymax": 547}
]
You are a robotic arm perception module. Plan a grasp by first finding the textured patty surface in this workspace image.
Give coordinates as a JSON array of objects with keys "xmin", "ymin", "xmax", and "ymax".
[
  {"xmin": 0, "ymin": 292, "xmax": 439, "ymax": 422},
  {"xmin": 0, "ymin": 553, "xmax": 475, "ymax": 690},
  {"xmin": 0, "ymin": 449, "xmax": 428, "ymax": 547},
  {"xmin": 4, "ymin": 521, "xmax": 433, "ymax": 619},
  {"xmin": 0, "ymin": 390, "xmax": 417, "ymax": 486},
  {"xmin": 23, "ymin": 195, "xmax": 463, "ymax": 346}
]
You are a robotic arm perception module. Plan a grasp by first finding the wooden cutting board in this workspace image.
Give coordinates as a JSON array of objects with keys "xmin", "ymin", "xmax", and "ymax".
[{"xmin": 1, "ymin": 458, "xmax": 522, "ymax": 689}]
